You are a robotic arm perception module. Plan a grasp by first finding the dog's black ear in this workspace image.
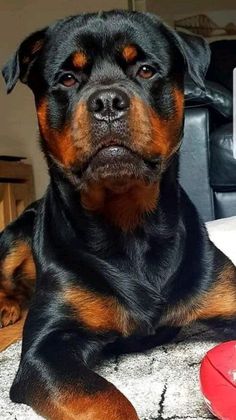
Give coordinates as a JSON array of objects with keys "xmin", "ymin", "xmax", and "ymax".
[
  {"xmin": 2, "ymin": 28, "xmax": 47, "ymax": 93},
  {"xmin": 146, "ymin": 13, "xmax": 211, "ymax": 89},
  {"xmin": 168, "ymin": 30, "xmax": 211, "ymax": 89}
]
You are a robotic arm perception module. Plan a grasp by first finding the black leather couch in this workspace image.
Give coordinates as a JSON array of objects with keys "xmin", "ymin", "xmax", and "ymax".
[{"xmin": 179, "ymin": 78, "xmax": 235, "ymax": 222}]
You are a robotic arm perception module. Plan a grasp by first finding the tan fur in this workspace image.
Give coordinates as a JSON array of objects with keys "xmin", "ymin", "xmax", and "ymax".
[
  {"xmin": 64, "ymin": 287, "xmax": 136, "ymax": 335},
  {"xmin": 122, "ymin": 45, "xmax": 138, "ymax": 62},
  {"xmin": 37, "ymin": 99, "xmax": 91, "ymax": 168},
  {"xmin": 0, "ymin": 312, "xmax": 27, "ymax": 351},
  {"xmin": 72, "ymin": 52, "xmax": 88, "ymax": 69},
  {"xmin": 81, "ymin": 180, "xmax": 159, "ymax": 231},
  {"xmin": 0, "ymin": 241, "xmax": 35, "ymax": 327},
  {"xmin": 32, "ymin": 383, "xmax": 138, "ymax": 420},
  {"xmin": 1, "ymin": 241, "xmax": 35, "ymax": 282},
  {"xmin": 195, "ymin": 263, "xmax": 236, "ymax": 320},
  {"xmin": 0, "ymin": 291, "xmax": 21, "ymax": 327},
  {"xmin": 161, "ymin": 262, "xmax": 236, "ymax": 326},
  {"xmin": 37, "ymin": 99, "xmax": 78, "ymax": 167},
  {"xmin": 129, "ymin": 90, "xmax": 184, "ymax": 159}
]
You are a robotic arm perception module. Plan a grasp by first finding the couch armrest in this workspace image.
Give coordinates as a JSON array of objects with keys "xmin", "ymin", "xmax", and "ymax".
[
  {"xmin": 179, "ymin": 108, "xmax": 215, "ymax": 222},
  {"xmin": 184, "ymin": 80, "xmax": 233, "ymax": 119}
]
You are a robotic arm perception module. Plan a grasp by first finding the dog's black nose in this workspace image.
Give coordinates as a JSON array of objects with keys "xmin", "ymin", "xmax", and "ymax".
[{"xmin": 87, "ymin": 88, "xmax": 130, "ymax": 121}]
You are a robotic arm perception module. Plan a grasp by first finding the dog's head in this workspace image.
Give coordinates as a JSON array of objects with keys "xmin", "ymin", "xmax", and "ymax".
[{"xmin": 2, "ymin": 11, "xmax": 210, "ymax": 228}]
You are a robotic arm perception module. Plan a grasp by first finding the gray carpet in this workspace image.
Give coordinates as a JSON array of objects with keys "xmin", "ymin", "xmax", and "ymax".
[{"xmin": 2, "ymin": 322, "xmax": 236, "ymax": 419}]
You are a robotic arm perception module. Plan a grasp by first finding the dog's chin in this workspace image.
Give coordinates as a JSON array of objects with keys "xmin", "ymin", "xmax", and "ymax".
[{"xmin": 78, "ymin": 145, "xmax": 161, "ymax": 191}]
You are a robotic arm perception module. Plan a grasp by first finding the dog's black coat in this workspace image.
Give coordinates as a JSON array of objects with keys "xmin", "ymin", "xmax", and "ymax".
[{"xmin": 1, "ymin": 10, "xmax": 235, "ymax": 420}]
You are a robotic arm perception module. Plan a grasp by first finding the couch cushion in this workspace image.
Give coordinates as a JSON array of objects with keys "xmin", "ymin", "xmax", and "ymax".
[
  {"xmin": 213, "ymin": 191, "xmax": 236, "ymax": 220},
  {"xmin": 206, "ymin": 40, "xmax": 236, "ymax": 91},
  {"xmin": 206, "ymin": 216, "xmax": 236, "ymax": 265},
  {"xmin": 180, "ymin": 108, "xmax": 214, "ymax": 222},
  {"xmin": 210, "ymin": 123, "xmax": 236, "ymax": 190}
]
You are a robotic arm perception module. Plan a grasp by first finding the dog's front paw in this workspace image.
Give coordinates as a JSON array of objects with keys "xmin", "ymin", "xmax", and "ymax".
[
  {"xmin": 0, "ymin": 293, "xmax": 21, "ymax": 327},
  {"xmin": 32, "ymin": 384, "xmax": 139, "ymax": 420}
]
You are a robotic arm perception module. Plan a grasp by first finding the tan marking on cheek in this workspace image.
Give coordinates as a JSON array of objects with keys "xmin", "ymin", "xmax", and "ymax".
[
  {"xmin": 50, "ymin": 128, "xmax": 78, "ymax": 167},
  {"xmin": 122, "ymin": 45, "xmax": 138, "ymax": 62},
  {"xmin": 129, "ymin": 90, "xmax": 184, "ymax": 158},
  {"xmin": 148, "ymin": 109, "xmax": 172, "ymax": 156},
  {"xmin": 129, "ymin": 97, "xmax": 152, "ymax": 153},
  {"xmin": 174, "ymin": 88, "xmax": 184, "ymax": 119},
  {"xmin": 64, "ymin": 287, "xmax": 136, "ymax": 335},
  {"xmin": 147, "ymin": 89, "xmax": 184, "ymax": 157},
  {"xmin": 129, "ymin": 96, "xmax": 169, "ymax": 156},
  {"xmin": 37, "ymin": 99, "xmax": 92, "ymax": 168},
  {"xmin": 72, "ymin": 52, "xmax": 88, "ymax": 69},
  {"xmin": 37, "ymin": 99, "xmax": 78, "ymax": 166},
  {"xmin": 37, "ymin": 99, "xmax": 49, "ymax": 136},
  {"xmin": 72, "ymin": 101, "xmax": 92, "ymax": 161}
]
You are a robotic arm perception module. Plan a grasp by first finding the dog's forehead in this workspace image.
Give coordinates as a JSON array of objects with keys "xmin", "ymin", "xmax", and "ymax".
[{"xmin": 44, "ymin": 13, "xmax": 169, "ymax": 66}]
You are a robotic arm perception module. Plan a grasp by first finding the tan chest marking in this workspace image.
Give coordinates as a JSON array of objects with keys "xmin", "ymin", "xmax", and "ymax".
[
  {"xmin": 81, "ymin": 180, "xmax": 159, "ymax": 232},
  {"xmin": 64, "ymin": 287, "xmax": 136, "ymax": 336}
]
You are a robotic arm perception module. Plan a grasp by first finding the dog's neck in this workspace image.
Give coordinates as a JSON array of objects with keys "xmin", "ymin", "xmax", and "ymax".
[
  {"xmin": 79, "ymin": 180, "xmax": 160, "ymax": 232},
  {"xmin": 48, "ymin": 158, "xmax": 179, "ymax": 235}
]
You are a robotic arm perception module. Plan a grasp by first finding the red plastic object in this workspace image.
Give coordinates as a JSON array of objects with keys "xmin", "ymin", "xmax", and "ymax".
[{"xmin": 200, "ymin": 341, "xmax": 236, "ymax": 420}]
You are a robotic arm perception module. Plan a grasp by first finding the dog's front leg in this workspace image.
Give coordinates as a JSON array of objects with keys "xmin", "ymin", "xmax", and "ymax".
[{"xmin": 10, "ymin": 302, "xmax": 138, "ymax": 419}]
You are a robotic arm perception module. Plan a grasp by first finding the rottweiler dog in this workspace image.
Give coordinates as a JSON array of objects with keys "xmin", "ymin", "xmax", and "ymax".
[{"xmin": 1, "ymin": 10, "xmax": 236, "ymax": 420}]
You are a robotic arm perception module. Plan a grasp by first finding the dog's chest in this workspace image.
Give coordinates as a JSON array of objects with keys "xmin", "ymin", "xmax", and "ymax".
[
  {"xmin": 63, "ymin": 222, "xmax": 181, "ymax": 336},
  {"xmin": 64, "ymin": 249, "xmax": 163, "ymax": 338}
]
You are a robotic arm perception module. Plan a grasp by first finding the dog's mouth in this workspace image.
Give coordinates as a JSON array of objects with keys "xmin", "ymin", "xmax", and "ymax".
[
  {"xmin": 89, "ymin": 144, "xmax": 143, "ymax": 169},
  {"xmin": 72, "ymin": 142, "xmax": 162, "ymax": 186}
]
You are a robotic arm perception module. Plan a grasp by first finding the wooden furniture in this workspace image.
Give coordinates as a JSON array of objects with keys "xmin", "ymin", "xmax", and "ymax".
[{"xmin": 0, "ymin": 160, "xmax": 35, "ymax": 231}]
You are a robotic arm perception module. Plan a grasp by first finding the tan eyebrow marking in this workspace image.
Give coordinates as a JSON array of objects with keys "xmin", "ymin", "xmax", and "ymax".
[
  {"xmin": 122, "ymin": 45, "xmax": 138, "ymax": 62},
  {"xmin": 72, "ymin": 51, "xmax": 88, "ymax": 69}
]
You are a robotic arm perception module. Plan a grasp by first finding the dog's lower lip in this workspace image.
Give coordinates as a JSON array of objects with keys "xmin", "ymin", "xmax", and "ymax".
[
  {"xmin": 94, "ymin": 145, "xmax": 135, "ymax": 158},
  {"xmin": 72, "ymin": 145, "xmax": 162, "ymax": 177},
  {"xmin": 89, "ymin": 145, "xmax": 139, "ymax": 168}
]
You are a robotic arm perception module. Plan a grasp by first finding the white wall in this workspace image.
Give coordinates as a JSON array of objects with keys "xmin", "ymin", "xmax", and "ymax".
[{"xmin": 0, "ymin": 0, "xmax": 128, "ymax": 198}]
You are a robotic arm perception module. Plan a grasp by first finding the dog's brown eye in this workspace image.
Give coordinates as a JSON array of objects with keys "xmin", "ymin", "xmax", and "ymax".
[
  {"xmin": 137, "ymin": 65, "xmax": 155, "ymax": 79},
  {"xmin": 59, "ymin": 74, "xmax": 77, "ymax": 87}
]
